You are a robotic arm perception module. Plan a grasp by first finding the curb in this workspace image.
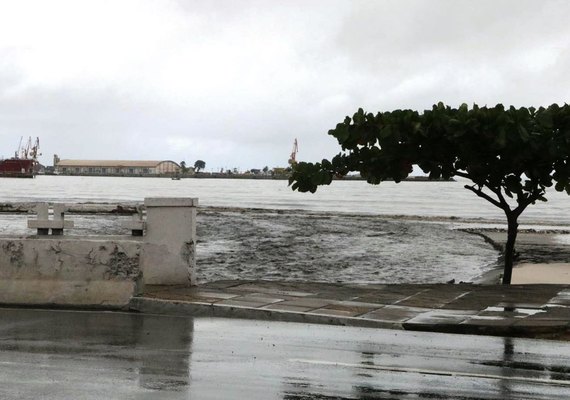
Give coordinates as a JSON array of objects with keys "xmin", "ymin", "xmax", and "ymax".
[
  {"xmin": 129, "ymin": 297, "xmax": 402, "ymax": 330},
  {"xmin": 129, "ymin": 297, "xmax": 570, "ymax": 339}
]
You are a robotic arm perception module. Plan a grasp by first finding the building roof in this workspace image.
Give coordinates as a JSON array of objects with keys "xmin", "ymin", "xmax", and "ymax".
[{"xmin": 56, "ymin": 160, "xmax": 177, "ymax": 168}]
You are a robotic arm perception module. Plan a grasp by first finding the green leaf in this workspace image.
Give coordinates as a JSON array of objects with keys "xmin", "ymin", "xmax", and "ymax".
[
  {"xmin": 353, "ymin": 108, "xmax": 365, "ymax": 125},
  {"xmin": 496, "ymin": 128, "xmax": 507, "ymax": 147},
  {"xmin": 505, "ymin": 175, "xmax": 521, "ymax": 193},
  {"xmin": 518, "ymin": 124, "xmax": 530, "ymax": 142},
  {"xmin": 537, "ymin": 110, "xmax": 553, "ymax": 128},
  {"xmin": 331, "ymin": 123, "xmax": 349, "ymax": 143},
  {"xmin": 379, "ymin": 125, "xmax": 393, "ymax": 139}
]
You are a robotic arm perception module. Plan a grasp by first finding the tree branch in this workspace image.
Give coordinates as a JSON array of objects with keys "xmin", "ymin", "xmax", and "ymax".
[
  {"xmin": 464, "ymin": 185, "xmax": 503, "ymax": 209},
  {"xmin": 514, "ymin": 189, "xmax": 544, "ymax": 217},
  {"xmin": 486, "ymin": 184, "xmax": 510, "ymax": 211},
  {"xmin": 515, "ymin": 191, "xmax": 527, "ymax": 209},
  {"xmin": 454, "ymin": 171, "xmax": 470, "ymax": 179}
]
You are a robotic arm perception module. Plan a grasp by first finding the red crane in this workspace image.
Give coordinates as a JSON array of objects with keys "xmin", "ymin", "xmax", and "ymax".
[{"xmin": 288, "ymin": 138, "xmax": 298, "ymax": 166}]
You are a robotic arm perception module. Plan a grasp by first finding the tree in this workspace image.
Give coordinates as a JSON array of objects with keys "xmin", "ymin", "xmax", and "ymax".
[
  {"xmin": 194, "ymin": 160, "xmax": 206, "ymax": 172},
  {"xmin": 289, "ymin": 103, "xmax": 570, "ymax": 284},
  {"xmin": 180, "ymin": 161, "xmax": 188, "ymax": 174}
]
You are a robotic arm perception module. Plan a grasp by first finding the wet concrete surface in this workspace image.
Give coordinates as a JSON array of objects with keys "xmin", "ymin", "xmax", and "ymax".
[
  {"xmin": 135, "ymin": 281, "xmax": 570, "ymax": 339},
  {"xmin": 479, "ymin": 231, "xmax": 570, "ymax": 264},
  {"xmin": 0, "ymin": 308, "xmax": 569, "ymax": 399}
]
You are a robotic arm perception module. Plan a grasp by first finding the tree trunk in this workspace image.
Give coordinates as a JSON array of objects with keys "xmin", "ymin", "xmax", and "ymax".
[{"xmin": 502, "ymin": 214, "xmax": 519, "ymax": 285}]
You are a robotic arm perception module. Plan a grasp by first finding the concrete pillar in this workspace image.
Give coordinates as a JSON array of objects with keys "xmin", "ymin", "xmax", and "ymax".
[
  {"xmin": 28, "ymin": 203, "xmax": 74, "ymax": 235},
  {"xmin": 51, "ymin": 204, "xmax": 66, "ymax": 235},
  {"xmin": 140, "ymin": 197, "xmax": 198, "ymax": 286},
  {"xmin": 122, "ymin": 205, "xmax": 145, "ymax": 236}
]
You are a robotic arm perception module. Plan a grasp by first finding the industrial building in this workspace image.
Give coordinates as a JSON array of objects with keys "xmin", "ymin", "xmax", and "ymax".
[{"xmin": 53, "ymin": 155, "xmax": 182, "ymax": 176}]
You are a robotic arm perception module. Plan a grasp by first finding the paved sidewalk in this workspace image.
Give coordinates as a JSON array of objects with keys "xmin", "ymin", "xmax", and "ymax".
[{"xmin": 129, "ymin": 280, "xmax": 570, "ymax": 339}]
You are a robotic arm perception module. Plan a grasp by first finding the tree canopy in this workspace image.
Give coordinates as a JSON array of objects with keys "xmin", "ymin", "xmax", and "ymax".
[
  {"xmin": 194, "ymin": 160, "xmax": 206, "ymax": 172},
  {"xmin": 290, "ymin": 103, "xmax": 570, "ymax": 284}
]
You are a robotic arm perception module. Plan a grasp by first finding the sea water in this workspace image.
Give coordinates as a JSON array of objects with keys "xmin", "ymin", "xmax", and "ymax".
[{"xmin": 1, "ymin": 175, "xmax": 569, "ymax": 224}]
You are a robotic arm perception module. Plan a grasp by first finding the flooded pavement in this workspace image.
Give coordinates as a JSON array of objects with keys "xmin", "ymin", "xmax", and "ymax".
[
  {"xmin": 0, "ymin": 207, "xmax": 500, "ymax": 284},
  {"xmin": 135, "ymin": 282, "xmax": 570, "ymax": 339},
  {"xmin": 0, "ymin": 308, "xmax": 569, "ymax": 399},
  {"xmin": 196, "ymin": 208, "xmax": 499, "ymax": 285}
]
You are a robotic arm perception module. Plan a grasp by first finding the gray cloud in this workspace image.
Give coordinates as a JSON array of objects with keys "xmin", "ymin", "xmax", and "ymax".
[{"xmin": 1, "ymin": 0, "xmax": 569, "ymax": 170}]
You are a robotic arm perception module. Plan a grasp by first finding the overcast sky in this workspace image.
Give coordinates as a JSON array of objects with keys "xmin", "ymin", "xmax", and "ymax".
[{"xmin": 1, "ymin": 0, "xmax": 569, "ymax": 171}]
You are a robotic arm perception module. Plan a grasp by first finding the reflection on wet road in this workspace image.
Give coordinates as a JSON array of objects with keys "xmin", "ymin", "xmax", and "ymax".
[{"xmin": 0, "ymin": 308, "xmax": 568, "ymax": 399}]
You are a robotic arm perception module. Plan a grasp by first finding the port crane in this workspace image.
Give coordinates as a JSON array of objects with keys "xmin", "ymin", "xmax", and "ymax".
[
  {"xmin": 288, "ymin": 138, "xmax": 298, "ymax": 166},
  {"xmin": 15, "ymin": 137, "xmax": 41, "ymax": 160}
]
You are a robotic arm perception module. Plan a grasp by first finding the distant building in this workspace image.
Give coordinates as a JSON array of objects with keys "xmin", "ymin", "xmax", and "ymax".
[{"xmin": 53, "ymin": 155, "xmax": 182, "ymax": 176}]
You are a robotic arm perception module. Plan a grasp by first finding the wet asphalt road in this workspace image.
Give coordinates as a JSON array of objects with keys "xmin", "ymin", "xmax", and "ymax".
[{"xmin": 0, "ymin": 309, "xmax": 569, "ymax": 399}]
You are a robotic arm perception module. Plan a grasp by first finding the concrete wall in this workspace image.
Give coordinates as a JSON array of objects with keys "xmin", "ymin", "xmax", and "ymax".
[
  {"xmin": 0, "ymin": 236, "xmax": 142, "ymax": 307},
  {"xmin": 0, "ymin": 197, "xmax": 198, "ymax": 308}
]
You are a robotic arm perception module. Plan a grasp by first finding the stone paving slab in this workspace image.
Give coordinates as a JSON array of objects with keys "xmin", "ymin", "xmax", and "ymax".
[{"xmin": 131, "ymin": 281, "xmax": 570, "ymax": 339}]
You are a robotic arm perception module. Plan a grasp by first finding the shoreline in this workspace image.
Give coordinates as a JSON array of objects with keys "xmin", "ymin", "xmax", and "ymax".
[
  {"xmin": 1, "ymin": 201, "xmax": 570, "ymax": 228},
  {"xmin": 473, "ymin": 230, "xmax": 570, "ymax": 284}
]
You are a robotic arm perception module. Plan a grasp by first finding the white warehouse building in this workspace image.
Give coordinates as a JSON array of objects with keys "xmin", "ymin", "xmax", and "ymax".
[{"xmin": 53, "ymin": 155, "xmax": 182, "ymax": 176}]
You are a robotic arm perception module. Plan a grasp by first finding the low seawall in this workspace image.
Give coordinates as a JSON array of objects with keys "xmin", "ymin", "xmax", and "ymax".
[
  {"xmin": 0, "ymin": 236, "xmax": 142, "ymax": 308},
  {"xmin": 0, "ymin": 197, "xmax": 198, "ymax": 308}
]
